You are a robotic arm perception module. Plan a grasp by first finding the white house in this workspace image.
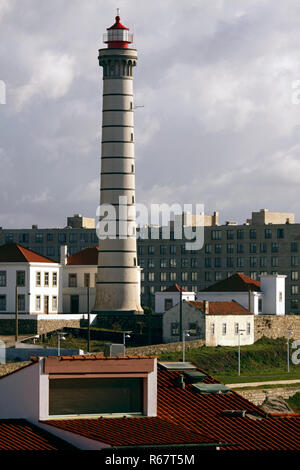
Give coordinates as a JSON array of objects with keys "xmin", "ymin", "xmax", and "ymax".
[
  {"xmin": 155, "ymin": 284, "xmax": 196, "ymax": 314},
  {"xmin": 0, "ymin": 243, "xmax": 61, "ymax": 315},
  {"xmin": 197, "ymin": 272, "xmax": 286, "ymax": 315},
  {"xmin": 61, "ymin": 246, "xmax": 98, "ymax": 314},
  {"xmin": 162, "ymin": 299, "xmax": 254, "ymax": 346}
]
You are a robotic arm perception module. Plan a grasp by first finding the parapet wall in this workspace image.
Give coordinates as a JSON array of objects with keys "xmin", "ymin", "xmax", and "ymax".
[{"xmin": 254, "ymin": 315, "xmax": 300, "ymax": 341}]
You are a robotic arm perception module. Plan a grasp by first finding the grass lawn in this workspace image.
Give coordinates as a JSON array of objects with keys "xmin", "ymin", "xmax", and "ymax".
[{"xmin": 287, "ymin": 393, "xmax": 300, "ymax": 412}]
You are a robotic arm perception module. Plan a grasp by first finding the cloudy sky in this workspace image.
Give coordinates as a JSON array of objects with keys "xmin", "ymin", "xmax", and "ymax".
[{"xmin": 1, "ymin": 0, "xmax": 300, "ymax": 228}]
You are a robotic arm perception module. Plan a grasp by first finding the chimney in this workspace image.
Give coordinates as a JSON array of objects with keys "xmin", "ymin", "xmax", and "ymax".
[
  {"xmin": 60, "ymin": 245, "xmax": 68, "ymax": 266},
  {"xmin": 203, "ymin": 300, "xmax": 209, "ymax": 314},
  {"xmin": 176, "ymin": 374, "xmax": 185, "ymax": 389}
]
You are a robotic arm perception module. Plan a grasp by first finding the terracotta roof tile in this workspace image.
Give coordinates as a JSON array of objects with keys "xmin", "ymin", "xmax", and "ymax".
[
  {"xmin": 67, "ymin": 247, "xmax": 98, "ymax": 266},
  {"xmin": 188, "ymin": 300, "xmax": 252, "ymax": 315},
  {"xmin": 201, "ymin": 272, "xmax": 261, "ymax": 293},
  {"xmin": 0, "ymin": 243, "xmax": 56, "ymax": 264}
]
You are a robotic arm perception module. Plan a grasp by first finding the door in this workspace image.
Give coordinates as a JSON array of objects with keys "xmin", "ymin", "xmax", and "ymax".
[
  {"xmin": 44, "ymin": 296, "xmax": 49, "ymax": 314},
  {"xmin": 70, "ymin": 295, "xmax": 79, "ymax": 314}
]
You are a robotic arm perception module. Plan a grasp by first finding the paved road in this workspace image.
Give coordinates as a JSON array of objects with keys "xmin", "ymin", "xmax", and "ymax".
[{"xmin": 226, "ymin": 379, "xmax": 300, "ymax": 388}]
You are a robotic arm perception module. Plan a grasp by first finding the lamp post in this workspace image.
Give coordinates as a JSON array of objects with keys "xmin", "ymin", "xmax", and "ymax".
[
  {"xmin": 87, "ymin": 286, "xmax": 90, "ymax": 353},
  {"xmin": 182, "ymin": 329, "xmax": 191, "ymax": 363},
  {"xmin": 287, "ymin": 328, "xmax": 294, "ymax": 373},
  {"xmin": 57, "ymin": 332, "xmax": 68, "ymax": 356},
  {"xmin": 15, "ymin": 285, "xmax": 18, "ymax": 344},
  {"xmin": 123, "ymin": 331, "xmax": 132, "ymax": 346},
  {"xmin": 237, "ymin": 328, "xmax": 245, "ymax": 376}
]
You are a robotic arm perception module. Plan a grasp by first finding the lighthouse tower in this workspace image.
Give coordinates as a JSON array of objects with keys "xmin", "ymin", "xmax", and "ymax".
[{"xmin": 93, "ymin": 12, "xmax": 143, "ymax": 315}]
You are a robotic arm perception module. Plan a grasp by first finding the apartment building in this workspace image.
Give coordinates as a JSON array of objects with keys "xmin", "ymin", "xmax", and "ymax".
[{"xmin": 1, "ymin": 209, "xmax": 300, "ymax": 314}]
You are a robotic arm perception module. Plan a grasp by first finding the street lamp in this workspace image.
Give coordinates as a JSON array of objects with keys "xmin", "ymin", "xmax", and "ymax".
[
  {"xmin": 18, "ymin": 335, "xmax": 39, "ymax": 345},
  {"xmin": 182, "ymin": 329, "xmax": 191, "ymax": 363},
  {"xmin": 123, "ymin": 331, "xmax": 132, "ymax": 346},
  {"xmin": 287, "ymin": 328, "xmax": 294, "ymax": 373},
  {"xmin": 57, "ymin": 332, "xmax": 68, "ymax": 356},
  {"xmin": 237, "ymin": 328, "xmax": 245, "ymax": 376}
]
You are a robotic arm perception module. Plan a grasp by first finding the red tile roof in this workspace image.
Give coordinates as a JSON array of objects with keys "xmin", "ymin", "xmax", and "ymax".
[
  {"xmin": 0, "ymin": 243, "xmax": 56, "ymax": 264},
  {"xmin": 0, "ymin": 420, "xmax": 76, "ymax": 450},
  {"xmin": 201, "ymin": 272, "xmax": 261, "ymax": 292},
  {"xmin": 188, "ymin": 300, "xmax": 252, "ymax": 315},
  {"xmin": 162, "ymin": 284, "xmax": 188, "ymax": 293},
  {"xmin": 157, "ymin": 364, "xmax": 300, "ymax": 451},
  {"xmin": 44, "ymin": 417, "xmax": 216, "ymax": 447},
  {"xmin": 67, "ymin": 247, "xmax": 98, "ymax": 265}
]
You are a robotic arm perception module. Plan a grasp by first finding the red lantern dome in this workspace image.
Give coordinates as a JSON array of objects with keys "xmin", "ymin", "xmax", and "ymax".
[{"xmin": 103, "ymin": 10, "xmax": 133, "ymax": 49}]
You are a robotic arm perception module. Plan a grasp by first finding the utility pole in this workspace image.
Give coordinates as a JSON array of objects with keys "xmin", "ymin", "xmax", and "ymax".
[
  {"xmin": 15, "ymin": 285, "xmax": 18, "ymax": 344},
  {"xmin": 179, "ymin": 287, "xmax": 182, "ymax": 346},
  {"xmin": 87, "ymin": 286, "xmax": 90, "ymax": 353},
  {"xmin": 237, "ymin": 328, "xmax": 245, "ymax": 376}
]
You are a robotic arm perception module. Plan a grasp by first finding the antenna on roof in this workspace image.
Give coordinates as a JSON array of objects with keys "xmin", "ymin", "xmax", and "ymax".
[{"xmin": 117, "ymin": 8, "xmax": 120, "ymax": 16}]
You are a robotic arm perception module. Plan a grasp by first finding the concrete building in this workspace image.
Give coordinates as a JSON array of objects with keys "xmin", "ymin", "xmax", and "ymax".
[
  {"xmin": 93, "ymin": 13, "xmax": 143, "ymax": 315},
  {"xmin": 198, "ymin": 272, "xmax": 286, "ymax": 315},
  {"xmin": 162, "ymin": 300, "xmax": 254, "ymax": 346},
  {"xmin": 0, "ymin": 243, "xmax": 61, "ymax": 315}
]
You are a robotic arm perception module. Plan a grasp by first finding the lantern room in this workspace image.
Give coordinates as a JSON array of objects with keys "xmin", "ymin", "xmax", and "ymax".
[{"xmin": 103, "ymin": 10, "xmax": 133, "ymax": 49}]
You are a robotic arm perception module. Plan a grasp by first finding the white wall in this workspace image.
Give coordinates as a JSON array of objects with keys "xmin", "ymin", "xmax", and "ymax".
[
  {"xmin": 62, "ymin": 265, "xmax": 97, "ymax": 313},
  {"xmin": 205, "ymin": 315, "xmax": 254, "ymax": 346},
  {"xmin": 260, "ymin": 275, "xmax": 286, "ymax": 315},
  {"xmin": 155, "ymin": 291, "xmax": 196, "ymax": 314},
  {"xmin": 162, "ymin": 302, "xmax": 205, "ymax": 343}
]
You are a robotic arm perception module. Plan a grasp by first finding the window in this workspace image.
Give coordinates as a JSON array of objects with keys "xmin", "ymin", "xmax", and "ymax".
[
  {"xmin": 215, "ymin": 272, "xmax": 222, "ymax": 281},
  {"xmin": 271, "ymin": 257, "xmax": 279, "ymax": 267},
  {"xmin": 291, "ymin": 271, "xmax": 298, "ymax": 281},
  {"xmin": 171, "ymin": 322, "xmax": 179, "ymax": 336},
  {"xmin": 52, "ymin": 272, "xmax": 58, "ymax": 287},
  {"xmin": 210, "ymin": 323, "xmax": 215, "ymax": 335},
  {"xmin": 237, "ymin": 230, "xmax": 244, "ymax": 240},
  {"xmin": 36, "ymin": 272, "xmax": 41, "ymax": 287},
  {"xmin": 80, "ymin": 233, "xmax": 88, "ymax": 243},
  {"xmin": 160, "ymin": 272, "xmax": 167, "ymax": 282},
  {"xmin": 279, "ymin": 291, "xmax": 283, "ymax": 302},
  {"xmin": 164, "ymin": 299, "xmax": 173, "ymax": 311},
  {"xmin": 246, "ymin": 323, "xmax": 251, "ymax": 335},
  {"xmin": 227, "ymin": 230, "xmax": 234, "ymax": 240},
  {"xmin": 47, "ymin": 233, "xmax": 54, "ymax": 242},
  {"xmin": 191, "ymin": 258, "xmax": 197, "ymax": 268},
  {"xmin": 205, "ymin": 258, "xmax": 212, "ymax": 268},
  {"xmin": 227, "ymin": 257, "xmax": 234, "ymax": 268},
  {"xmin": 260, "ymin": 257, "xmax": 267, "ymax": 267},
  {"xmin": 191, "ymin": 272, "xmax": 198, "ymax": 281},
  {"xmin": 237, "ymin": 244, "xmax": 244, "ymax": 254},
  {"xmin": 148, "ymin": 259, "xmax": 155, "ymax": 268},
  {"xmin": 215, "ymin": 244, "xmax": 222, "ymax": 254},
  {"xmin": 277, "ymin": 228, "xmax": 284, "ymax": 239},
  {"xmin": 291, "ymin": 242, "xmax": 298, "ymax": 253},
  {"xmin": 249, "ymin": 243, "xmax": 256, "ymax": 253},
  {"xmin": 0, "ymin": 271, "xmax": 6, "ymax": 287},
  {"xmin": 181, "ymin": 245, "xmax": 187, "ymax": 254},
  {"xmin": 265, "ymin": 229, "xmax": 272, "ymax": 239},
  {"xmin": 58, "ymin": 233, "xmax": 67, "ymax": 243},
  {"xmin": 84, "ymin": 273, "xmax": 90, "ymax": 288},
  {"xmin": 227, "ymin": 244, "xmax": 234, "ymax": 254},
  {"xmin": 149, "ymin": 286, "xmax": 155, "ymax": 294},
  {"xmin": 18, "ymin": 295, "xmax": 25, "ymax": 311},
  {"xmin": 182, "ymin": 272, "xmax": 188, "ymax": 281},
  {"xmin": 260, "ymin": 243, "xmax": 267, "ymax": 253},
  {"xmin": 139, "ymin": 258, "xmax": 144, "ymax": 268},
  {"xmin": 205, "ymin": 272, "xmax": 211, "ymax": 282},
  {"xmin": 250, "ymin": 257, "xmax": 257, "ymax": 267},
  {"xmin": 170, "ymin": 245, "xmax": 176, "ymax": 255},
  {"xmin": 211, "ymin": 230, "xmax": 222, "ymax": 240},
  {"xmin": 36, "ymin": 296, "xmax": 41, "ymax": 311},
  {"xmin": 205, "ymin": 244, "xmax": 212, "ymax": 254},
  {"xmin": 237, "ymin": 257, "xmax": 244, "ymax": 267},
  {"xmin": 69, "ymin": 273, "xmax": 77, "ymax": 287},
  {"xmin": 222, "ymin": 323, "xmax": 227, "ymax": 335},
  {"xmin": 0, "ymin": 295, "xmax": 6, "ymax": 311},
  {"xmin": 291, "ymin": 285, "xmax": 298, "ymax": 295},
  {"xmin": 160, "ymin": 245, "xmax": 166, "ymax": 255},
  {"xmin": 170, "ymin": 272, "xmax": 176, "ymax": 281},
  {"xmin": 249, "ymin": 229, "xmax": 256, "ymax": 239},
  {"xmin": 148, "ymin": 272, "xmax": 154, "ymax": 282},
  {"xmin": 5, "ymin": 233, "xmax": 14, "ymax": 243},
  {"xmin": 49, "ymin": 378, "xmax": 143, "ymax": 417},
  {"xmin": 189, "ymin": 323, "xmax": 197, "ymax": 336},
  {"xmin": 250, "ymin": 272, "xmax": 258, "ymax": 280},
  {"xmin": 258, "ymin": 298, "xmax": 263, "ymax": 312},
  {"xmin": 35, "ymin": 233, "xmax": 43, "ymax": 243},
  {"xmin": 291, "ymin": 299, "xmax": 298, "ymax": 310},
  {"xmin": 214, "ymin": 257, "xmax": 221, "ymax": 268},
  {"xmin": 181, "ymin": 258, "xmax": 189, "ymax": 268},
  {"xmin": 16, "ymin": 271, "xmax": 25, "ymax": 287},
  {"xmin": 138, "ymin": 246, "xmax": 144, "ymax": 256},
  {"xmin": 44, "ymin": 272, "xmax": 49, "ymax": 286},
  {"xmin": 148, "ymin": 245, "xmax": 154, "ymax": 255},
  {"xmin": 52, "ymin": 296, "xmax": 57, "ymax": 310},
  {"xmin": 234, "ymin": 323, "xmax": 239, "ymax": 334},
  {"xmin": 141, "ymin": 272, "xmax": 145, "ymax": 282},
  {"xmin": 271, "ymin": 243, "xmax": 279, "ymax": 253},
  {"xmin": 160, "ymin": 259, "xmax": 167, "ymax": 268},
  {"xmin": 47, "ymin": 247, "xmax": 55, "ymax": 257},
  {"xmin": 291, "ymin": 256, "xmax": 299, "ymax": 267},
  {"xmin": 131, "ymin": 164, "xmax": 134, "ymax": 173},
  {"xmin": 69, "ymin": 233, "xmax": 78, "ymax": 243},
  {"xmin": 19, "ymin": 233, "xmax": 29, "ymax": 243}
]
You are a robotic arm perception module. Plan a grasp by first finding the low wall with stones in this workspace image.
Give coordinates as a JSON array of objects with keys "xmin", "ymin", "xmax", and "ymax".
[
  {"xmin": 127, "ymin": 339, "xmax": 205, "ymax": 357},
  {"xmin": 0, "ymin": 319, "xmax": 82, "ymax": 335},
  {"xmin": 254, "ymin": 315, "xmax": 300, "ymax": 341},
  {"xmin": 236, "ymin": 386, "xmax": 300, "ymax": 406}
]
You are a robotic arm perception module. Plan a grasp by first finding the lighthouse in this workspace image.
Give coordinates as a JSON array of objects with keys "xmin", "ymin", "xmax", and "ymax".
[{"xmin": 93, "ymin": 12, "xmax": 144, "ymax": 315}]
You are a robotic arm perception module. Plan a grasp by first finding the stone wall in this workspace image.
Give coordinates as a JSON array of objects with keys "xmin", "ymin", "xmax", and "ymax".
[
  {"xmin": 254, "ymin": 315, "xmax": 300, "ymax": 341},
  {"xmin": 0, "ymin": 319, "xmax": 82, "ymax": 335},
  {"xmin": 127, "ymin": 339, "xmax": 205, "ymax": 357},
  {"xmin": 236, "ymin": 386, "xmax": 300, "ymax": 406}
]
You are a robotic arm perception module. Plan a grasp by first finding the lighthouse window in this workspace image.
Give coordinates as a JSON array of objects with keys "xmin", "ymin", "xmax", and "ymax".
[
  {"xmin": 134, "ymin": 258, "xmax": 137, "ymax": 266},
  {"xmin": 130, "ymin": 102, "xmax": 133, "ymax": 109},
  {"xmin": 132, "ymin": 196, "xmax": 135, "ymax": 203},
  {"xmin": 131, "ymin": 165, "xmax": 134, "ymax": 173},
  {"xmin": 131, "ymin": 133, "xmax": 134, "ymax": 141}
]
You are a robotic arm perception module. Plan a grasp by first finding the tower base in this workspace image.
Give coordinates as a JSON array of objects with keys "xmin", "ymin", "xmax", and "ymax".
[{"xmin": 92, "ymin": 309, "xmax": 144, "ymax": 316}]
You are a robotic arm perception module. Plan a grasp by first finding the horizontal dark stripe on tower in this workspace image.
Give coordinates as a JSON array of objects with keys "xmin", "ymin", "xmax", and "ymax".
[
  {"xmin": 101, "ymin": 172, "xmax": 135, "ymax": 175},
  {"xmin": 102, "ymin": 141, "xmax": 134, "ymax": 144},
  {"xmin": 103, "ymin": 109, "xmax": 133, "ymax": 112},
  {"xmin": 103, "ymin": 93, "xmax": 133, "ymax": 97},
  {"xmin": 100, "ymin": 187, "xmax": 135, "ymax": 191},
  {"xmin": 102, "ymin": 125, "xmax": 133, "ymax": 128},
  {"xmin": 101, "ymin": 156, "xmax": 134, "ymax": 159}
]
